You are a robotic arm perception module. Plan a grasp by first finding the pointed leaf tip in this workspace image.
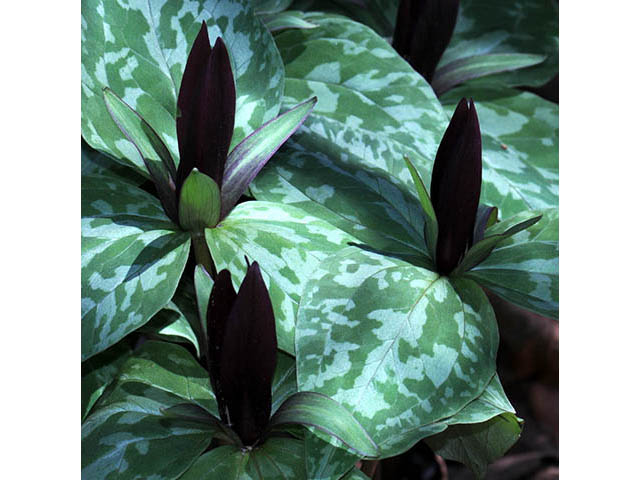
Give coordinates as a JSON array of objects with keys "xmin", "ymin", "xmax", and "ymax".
[{"xmin": 431, "ymin": 97, "xmax": 482, "ymax": 275}]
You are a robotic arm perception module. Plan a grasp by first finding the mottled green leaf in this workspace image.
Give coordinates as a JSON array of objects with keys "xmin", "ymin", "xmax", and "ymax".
[
  {"xmin": 291, "ymin": 0, "xmax": 395, "ymax": 37},
  {"xmin": 271, "ymin": 13, "xmax": 448, "ymax": 182},
  {"xmin": 254, "ymin": 0, "xmax": 294, "ymax": 14},
  {"xmin": 296, "ymin": 247, "xmax": 499, "ymax": 457},
  {"xmin": 432, "ymin": 53, "xmax": 546, "ymax": 96},
  {"xmin": 426, "ymin": 413, "xmax": 522, "ymax": 479},
  {"xmin": 178, "ymin": 169, "xmax": 221, "ymax": 231},
  {"xmin": 81, "ymin": 140, "xmax": 145, "ymax": 185},
  {"xmin": 179, "ymin": 445, "xmax": 249, "ymax": 479},
  {"xmin": 443, "ymin": 374, "xmax": 516, "ymax": 426},
  {"xmin": 441, "ymin": 85, "xmax": 559, "ymax": 217},
  {"xmin": 272, "ymin": 352, "xmax": 298, "ymax": 412},
  {"xmin": 81, "ymin": 175, "xmax": 190, "ymax": 360},
  {"xmin": 82, "ymin": 381, "xmax": 214, "ymax": 480},
  {"xmin": 116, "ymin": 341, "xmax": 218, "ymax": 416},
  {"xmin": 253, "ymin": 14, "xmax": 448, "ymax": 265},
  {"xmin": 82, "ymin": 340, "xmax": 133, "ymax": 421},
  {"xmin": 139, "ymin": 300, "xmax": 200, "ymax": 356},
  {"xmin": 442, "ymin": 0, "xmax": 558, "ymax": 87},
  {"xmin": 181, "ymin": 437, "xmax": 306, "ymax": 479},
  {"xmin": 270, "ymin": 392, "xmax": 379, "ymax": 458},
  {"xmin": 253, "ymin": 14, "xmax": 554, "ymax": 256},
  {"xmin": 263, "ymin": 10, "xmax": 319, "ymax": 32},
  {"xmin": 304, "ymin": 430, "xmax": 360, "ymax": 480},
  {"xmin": 466, "ymin": 208, "xmax": 558, "ymax": 318},
  {"xmin": 82, "ymin": 0, "xmax": 284, "ymax": 173},
  {"xmin": 205, "ymin": 201, "xmax": 355, "ymax": 354}
]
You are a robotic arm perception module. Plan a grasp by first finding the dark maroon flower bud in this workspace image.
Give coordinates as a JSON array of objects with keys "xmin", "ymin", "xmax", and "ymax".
[
  {"xmin": 392, "ymin": 0, "xmax": 460, "ymax": 83},
  {"xmin": 206, "ymin": 262, "xmax": 277, "ymax": 446},
  {"xmin": 176, "ymin": 21, "xmax": 236, "ymax": 194},
  {"xmin": 431, "ymin": 97, "xmax": 482, "ymax": 275}
]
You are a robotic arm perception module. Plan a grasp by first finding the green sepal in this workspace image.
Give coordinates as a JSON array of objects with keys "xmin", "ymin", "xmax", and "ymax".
[
  {"xmin": 103, "ymin": 87, "xmax": 178, "ymax": 223},
  {"xmin": 262, "ymin": 10, "xmax": 318, "ymax": 32},
  {"xmin": 453, "ymin": 215, "xmax": 542, "ymax": 276},
  {"xmin": 178, "ymin": 169, "xmax": 222, "ymax": 231},
  {"xmin": 432, "ymin": 53, "xmax": 546, "ymax": 96},
  {"xmin": 403, "ymin": 156, "xmax": 438, "ymax": 260},
  {"xmin": 473, "ymin": 204, "xmax": 498, "ymax": 244},
  {"xmin": 268, "ymin": 391, "xmax": 379, "ymax": 459},
  {"xmin": 194, "ymin": 264, "xmax": 215, "ymax": 344},
  {"xmin": 221, "ymin": 96, "xmax": 317, "ymax": 219}
]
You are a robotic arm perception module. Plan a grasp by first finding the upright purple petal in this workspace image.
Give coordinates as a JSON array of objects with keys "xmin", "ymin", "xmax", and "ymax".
[
  {"xmin": 217, "ymin": 262, "xmax": 277, "ymax": 445},
  {"xmin": 206, "ymin": 269, "xmax": 237, "ymax": 425},
  {"xmin": 177, "ymin": 22, "xmax": 236, "ymax": 192},
  {"xmin": 431, "ymin": 98, "xmax": 482, "ymax": 275},
  {"xmin": 392, "ymin": 0, "xmax": 460, "ymax": 83}
]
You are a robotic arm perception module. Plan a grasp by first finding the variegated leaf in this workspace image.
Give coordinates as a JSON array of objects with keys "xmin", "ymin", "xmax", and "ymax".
[
  {"xmin": 253, "ymin": 0, "xmax": 294, "ymax": 15},
  {"xmin": 81, "ymin": 340, "xmax": 133, "ymax": 421},
  {"xmin": 254, "ymin": 140, "xmax": 431, "ymax": 268},
  {"xmin": 82, "ymin": 0, "xmax": 284, "ymax": 174},
  {"xmin": 290, "ymin": 0, "xmax": 396, "ymax": 37},
  {"xmin": 441, "ymin": 0, "xmax": 558, "ymax": 88},
  {"xmin": 253, "ymin": 14, "xmax": 556, "ymax": 252},
  {"xmin": 431, "ymin": 53, "xmax": 546, "ymax": 96},
  {"xmin": 81, "ymin": 140, "xmax": 145, "ymax": 185},
  {"xmin": 81, "ymin": 381, "xmax": 215, "ymax": 480},
  {"xmin": 442, "ymin": 374, "xmax": 516, "ymax": 426},
  {"xmin": 426, "ymin": 413, "xmax": 522, "ymax": 479},
  {"xmin": 115, "ymin": 341, "xmax": 218, "ymax": 416},
  {"xmin": 272, "ymin": 352, "xmax": 298, "ymax": 412},
  {"xmin": 110, "ymin": 341, "xmax": 298, "ymax": 420},
  {"xmin": 81, "ymin": 175, "xmax": 190, "ymax": 360},
  {"xmin": 180, "ymin": 437, "xmax": 306, "ymax": 479},
  {"xmin": 441, "ymin": 85, "xmax": 559, "ymax": 217},
  {"xmin": 271, "ymin": 13, "xmax": 449, "ymax": 180},
  {"xmin": 205, "ymin": 201, "xmax": 355, "ymax": 354},
  {"xmin": 262, "ymin": 10, "xmax": 319, "ymax": 32},
  {"xmin": 270, "ymin": 392, "xmax": 379, "ymax": 458},
  {"xmin": 466, "ymin": 208, "xmax": 559, "ymax": 318},
  {"xmin": 304, "ymin": 430, "xmax": 359, "ymax": 480},
  {"xmin": 296, "ymin": 247, "xmax": 499, "ymax": 457},
  {"xmin": 139, "ymin": 300, "xmax": 201, "ymax": 356}
]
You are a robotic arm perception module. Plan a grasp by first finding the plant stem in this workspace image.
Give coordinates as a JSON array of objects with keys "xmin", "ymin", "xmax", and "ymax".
[{"xmin": 191, "ymin": 230, "xmax": 216, "ymax": 278}]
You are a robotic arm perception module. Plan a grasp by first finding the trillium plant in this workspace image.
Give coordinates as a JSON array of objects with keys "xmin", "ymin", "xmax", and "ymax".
[
  {"xmin": 161, "ymin": 261, "xmax": 377, "ymax": 476},
  {"xmin": 82, "ymin": 0, "xmax": 558, "ymax": 479},
  {"xmin": 103, "ymin": 21, "xmax": 317, "ymax": 276}
]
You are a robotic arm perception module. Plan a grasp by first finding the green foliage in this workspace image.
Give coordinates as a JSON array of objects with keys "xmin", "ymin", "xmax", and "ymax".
[
  {"xmin": 81, "ymin": 175, "xmax": 190, "ymax": 360},
  {"xmin": 81, "ymin": 0, "xmax": 558, "ymax": 477}
]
